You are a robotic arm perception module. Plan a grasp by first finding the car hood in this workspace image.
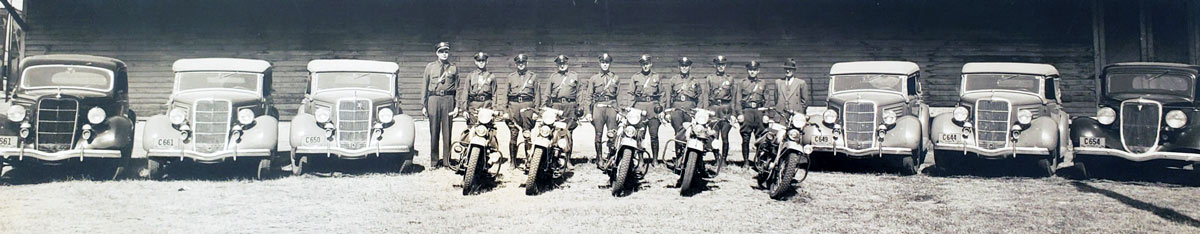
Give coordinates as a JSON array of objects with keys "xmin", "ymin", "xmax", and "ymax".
[
  {"xmin": 310, "ymin": 89, "xmax": 394, "ymax": 105},
  {"xmin": 1103, "ymin": 94, "xmax": 1193, "ymax": 107},
  {"xmin": 960, "ymin": 90, "xmax": 1044, "ymax": 107},
  {"xmin": 827, "ymin": 91, "xmax": 907, "ymax": 107},
  {"xmin": 170, "ymin": 91, "xmax": 262, "ymax": 107}
]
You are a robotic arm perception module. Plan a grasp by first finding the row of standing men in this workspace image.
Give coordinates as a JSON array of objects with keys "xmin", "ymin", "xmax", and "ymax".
[{"xmin": 421, "ymin": 42, "xmax": 811, "ymax": 169}]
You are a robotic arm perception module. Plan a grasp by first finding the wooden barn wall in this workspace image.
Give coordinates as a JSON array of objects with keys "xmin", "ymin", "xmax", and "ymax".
[{"xmin": 23, "ymin": 0, "xmax": 1096, "ymax": 120}]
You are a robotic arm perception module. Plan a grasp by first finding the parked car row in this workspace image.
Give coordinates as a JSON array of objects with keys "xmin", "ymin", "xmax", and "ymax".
[{"xmin": 0, "ymin": 54, "xmax": 1196, "ymax": 183}]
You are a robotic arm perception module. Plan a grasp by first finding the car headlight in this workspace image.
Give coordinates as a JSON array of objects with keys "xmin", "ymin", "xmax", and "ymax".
[
  {"xmin": 1166, "ymin": 110, "xmax": 1187, "ymax": 128},
  {"xmin": 790, "ymin": 114, "xmax": 807, "ymax": 128},
  {"xmin": 539, "ymin": 125, "xmax": 553, "ymax": 136},
  {"xmin": 378, "ymin": 108, "xmax": 395, "ymax": 124},
  {"xmin": 237, "ymin": 109, "xmax": 256, "ymax": 125},
  {"xmin": 694, "ymin": 111, "xmax": 710, "ymax": 125},
  {"xmin": 168, "ymin": 107, "xmax": 187, "ymax": 125},
  {"xmin": 882, "ymin": 111, "xmax": 897, "ymax": 125},
  {"xmin": 822, "ymin": 109, "xmax": 838, "ymax": 124},
  {"xmin": 474, "ymin": 125, "xmax": 489, "ymax": 136},
  {"xmin": 86, "ymin": 107, "xmax": 107, "ymax": 124},
  {"xmin": 1017, "ymin": 109, "xmax": 1033, "ymax": 125},
  {"xmin": 6, "ymin": 105, "xmax": 26, "ymax": 122},
  {"xmin": 1096, "ymin": 107, "xmax": 1116, "ymax": 125},
  {"xmin": 953, "ymin": 106, "xmax": 969, "ymax": 122},
  {"xmin": 624, "ymin": 126, "xmax": 637, "ymax": 137},
  {"xmin": 626, "ymin": 112, "xmax": 642, "ymax": 125},
  {"xmin": 315, "ymin": 107, "xmax": 332, "ymax": 123},
  {"xmin": 787, "ymin": 129, "xmax": 801, "ymax": 141}
]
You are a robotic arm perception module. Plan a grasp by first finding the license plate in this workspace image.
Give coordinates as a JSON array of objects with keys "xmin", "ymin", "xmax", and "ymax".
[
  {"xmin": 304, "ymin": 136, "xmax": 324, "ymax": 145},
  {"xmin": 940, "ymin": 134, "xmax": 961, "ymax": 144},
  {"xmin": 812, "ymin": 135, "xmax": 834, "ymax": 147},
  {"xmin": 1079, "ymin": 137, "xmax": 1105, "ymax": 148},
  {"xmin": 155, "ymin": 138, "xmax": 175, "ymax": 148},
  {"xmin": 0, "ymin": 136, "xmax": 17, "ymax": 148}
]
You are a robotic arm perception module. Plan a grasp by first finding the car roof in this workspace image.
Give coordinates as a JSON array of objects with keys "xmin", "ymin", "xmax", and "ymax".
[
  {"xmin": 962, "ymin": 62, "xmax": 1059, "ymax": 76},
  {"xmin": 1103, "ymin": 62, "xmax": 1200, "ymax": 73},
  {"xmin": 20, "ymin": 54, "xmax": 126, "ymax": 72},
  {"xmin": 829, "ymin": 61, "xmax": 920, "ymax": 75},
  {"xmin": 172, "ymin": 58, "xmax": 271, "ymax": 73},
  {"xmin": 307, "ymin": 59, "xmax": 400, "ymax": 73}
]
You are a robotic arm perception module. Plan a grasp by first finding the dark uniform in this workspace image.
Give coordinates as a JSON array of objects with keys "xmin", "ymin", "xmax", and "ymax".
[
  {"xmin": 588, "ymin": 53, "xmax": 620, "ymax": 159},
  {"xmin": 705, "ymin": 56, "xmax": 735, "ymax": 162},
  {"xmin": 774, "ymin": 59, "xmax": 810, "ymax": 120},
  {"xmin": 737, "ymin": 61, "xmax": 769, "ymax": 165},
  {"xmin": 545, "ymin": 55, "xmax": 581, "ymax": 130},
  {"xmin": 462, "ymin": 52, "xmax": 497, "ymax": 124},
  {"xmin": 627, "ymin": 54, "xmax": 665, "ymax": 159},
  {"xmin": 503, "ymin": 54, "xmax": 539, "ymax": 166},
  {"xmin": 421, "ymin": 42, "xmax": 461, "ymax": 168},
  {"xmin": 667, "ymin": 57, "xmax": 702, "ymax": 157}
]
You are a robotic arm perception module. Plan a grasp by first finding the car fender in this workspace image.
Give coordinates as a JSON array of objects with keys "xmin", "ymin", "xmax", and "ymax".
[
  {"xmin": 142, "ymin": 115, "xmax": 182, "ymax": 151},
  {"xmin": 84, "ymin": 115, "xmax": 134, "ymax": 150},
  {"xmin": 1015, "ymin": 116, "xmax": 1057, "ymax": 149},
  {"xmin": 930, "ymin": 113, "xmax": 962, "ymax": 144},
  {"xmin": 1164, "ymin": 125, "xmax": 1200, "ymax": 151},
  {"xmin": 881, "ymin": 115, "xmax": 922, "ymax": 150},
  {"xmin": 1069, "ymin": 117, "xmax": 1117, "ymax": 148},
  {"xmin": 289, "ymin": 112, "xmax": 324, "ymax": 148},
  {"xmin": 801, "ymin": 114, "xmax": 829, "ymax": 144},
  {"xmin": 379, "ymin": 114, "xmax": 416, "ymax": 148},
  {"xmin": 237, "ymin": 115, "xmax": 278, "ymax": 150}
]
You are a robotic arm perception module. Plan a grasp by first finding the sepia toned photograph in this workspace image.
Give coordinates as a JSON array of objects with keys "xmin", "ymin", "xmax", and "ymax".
[{"xmin": 1, "ymin": 0, "xmax": 1199, "ymax": 233}]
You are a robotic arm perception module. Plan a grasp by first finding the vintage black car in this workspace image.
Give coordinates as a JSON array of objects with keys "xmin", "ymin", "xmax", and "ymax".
[
  {"xmin": 0, "ymin": 54, "xmax": 136, "ymax": 178},
  {"xmin": 1069, "ymin": 62, "xmax": 1200, "ymax": 177}
]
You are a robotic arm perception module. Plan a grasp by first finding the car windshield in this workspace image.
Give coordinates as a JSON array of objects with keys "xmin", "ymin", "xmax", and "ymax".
[
  {"xmin": 1106, "ymin": 72, "xmax": 1195, "ymax": 99},
  {"xmin": 312, "ymin": 72, "xmax": 393, "ymax": 92},
  {"xmin": 963, "ymin": 74, "xmax": 1042, "ymax": 94},
  {"xmin": 20, "ymin": 65, "xmax": 113, "ymax": 91},
  {"xmin": 830, "ymin": 74, "xmax": 905, "ymax": 93},
  {"xmin": 175, "ymin": 72, "xmax": 261, "ymax": 93}
]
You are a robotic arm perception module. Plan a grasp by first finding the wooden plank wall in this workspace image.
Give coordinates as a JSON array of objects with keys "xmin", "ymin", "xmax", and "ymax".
[{"xmin": 22, "ymin": 0, "xmax": 1097, "ymax": 120}]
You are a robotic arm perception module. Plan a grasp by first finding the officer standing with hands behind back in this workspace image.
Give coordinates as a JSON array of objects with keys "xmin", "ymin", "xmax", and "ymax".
[{"xmin": 421, "ymin": 42, "xmax": 460, "ymax": 170}]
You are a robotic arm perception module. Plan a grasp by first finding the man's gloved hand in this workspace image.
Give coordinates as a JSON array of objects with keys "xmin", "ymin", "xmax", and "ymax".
[{"xmin": 654, "ymin": 104, "xmax": 663, "ymax": 113}]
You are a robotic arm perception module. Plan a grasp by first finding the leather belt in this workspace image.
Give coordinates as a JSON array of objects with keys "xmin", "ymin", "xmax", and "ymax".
[
  {"xmin": 508, "ymin": 96, "xmax": 534, "ymax": 102},
  {"xmin": 550, "ymin": 97, "xmax": 576, "ymax": 103},
  {"xmin": 742, "ymin": 101, "xmax": 762, "ymax": 109},
  {"xmin": 593, "ymin": 95, "xmax": 616, "ymax": 102},
  {"xmin": 469, "ymin": 95, "xmax": 491, "ymax": 102},
  {"xmin": 635, "ymin": 96, "xmax": 659, "ymax": 102},
  {"xmin": 711, "ymin": 99, "xmax": 732, "ymax": 104},
  {"xmin": 676, "ymin": 96, "xmax": 698, "ymax": 102},
  {"xmin": 429, "ymin": 90, "xmax": 456, "ymax": 96}
]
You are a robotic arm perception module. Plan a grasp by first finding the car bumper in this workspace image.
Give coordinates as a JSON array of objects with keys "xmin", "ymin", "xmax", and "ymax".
[
  {"xmin": 295, "ymin": 145, "xmax": 412, "ymax": 159},
  {"xmin": 0, "ymin": 148, "xmax": 125, "ymax": 161},
  {"xmin": 1074, "ymin": 147, "xmax": 1200, "ymax": 162},
  {"xmin": 934, "ymin": 143, "xmax": 1050, "ymax": 158},
  {"xmin": 146, "ymin": 149, "xmax": 272, "ymax": 161},
  {"xmin": 811, "ymin": 145, "xmax": 912, "ymax": 157}
]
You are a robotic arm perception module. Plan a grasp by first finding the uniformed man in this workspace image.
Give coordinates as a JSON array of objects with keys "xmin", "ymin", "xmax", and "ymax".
[
  {"xmin": 705, "ymin": 55, "xmax": 736, "ymax": 169},
  {"xmin": 461, "ymin": 52, "xmax": 497, "ymax": 122},
  {"xmin": 628, "ymin": 54, "xmax": 665, "ymax": 162},
  {"xmin": 544, "ymin": 54, "xmax": 582, "ymax": 132},
  {"xmin": 774, "ymin": 58, "xmax": 810, "ymax": 119},
  {"xmin": 421, "ymin": 42, "xmax": 461, "ymax": 169},
  {"xmin": 588, "ymin": 53, "xmax": 621, "ymax": 162},
  {"xmin": 666, "ymin": 57, "xmax": 702, "ymax": 162},
  {"xmin": 736, "ymin": 60, "xmax": 769, "ymax": 167},
  {"xmin": 503, "ymin": 54, "xmax": 539, "ymax": 167}
]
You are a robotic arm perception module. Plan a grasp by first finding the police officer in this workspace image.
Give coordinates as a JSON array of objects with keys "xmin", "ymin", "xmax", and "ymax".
[
  {"xmin": 504, "ymin": 54, "xmax": 539, "ymax": 167},
  {"xmin": 628, "ymin": 54, "xmax": 665, "ymax": 162},
  {"xmin": 545, "ymin": 54, "xmax": 582, "ymax": 133},
  {"xmin": 666, "ymin": 57, "xmax": 702, "ymax": 163},
  {"xmin": 462, "ymin": 52, "xmax": 497, "ymax": 122},
  {"xmin": 774, "ymin": 58, "xmax": 810, "ymax": 119},
  {"xmin": 421, "ymin": 42, "xmax": 460, "ymax": 169},
  {"xmin": 588, "ymin": 53, "xmax": 621, "ymax": 162},
  {"xmin": 705, "ymin": 55, "xmax": 736, "ymax": 170},
  {"xmin": 736, "ymin": 60, "xmax": 769, "ymax": 167}
]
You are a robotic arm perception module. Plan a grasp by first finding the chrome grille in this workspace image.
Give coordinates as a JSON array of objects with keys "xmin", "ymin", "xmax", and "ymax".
[
  {"xmin": 975, "ymin": 99, "xmax": 1010, "ymax": 150},
  {"xmin": 192, "ymin": 100, "xmax": 231, "ymax": 154},
  {"xmin": 1120, "ymin": 101, "xmax": 1160, "ymax": 154},
  {"xmin": 337, "ymin": 99, "xmax": 372, "ymax": 150},
  {"xmin": 35, "ymin": 98, "xmax": 78, "ymax": 152},
  {"xmin": 842, "ymin": 101, "xmax": 875, "ymax": 150}
]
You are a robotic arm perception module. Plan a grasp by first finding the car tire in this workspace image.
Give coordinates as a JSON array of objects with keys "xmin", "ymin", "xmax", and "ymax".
[
  {"xmin": 292, "ymin": 155, "xmax": 307, "ymax": 176},
  {"xmin": 1035, "ymin": 158, "xmax": 1055, "ymax": 178},
  {"xmin": 897, "ymin": 155, "xmax": 918, "ymax": 176},
  {"xmin": 933, "ymin": 150, "xmax": 960, "ymax": 175},
  {"xmin": 144, "ymin": 159, "xmax": 165, "ymax": 180},
  {"xmin": 255, "ymin": 159, "xmax": 271, "ymax": 180}
]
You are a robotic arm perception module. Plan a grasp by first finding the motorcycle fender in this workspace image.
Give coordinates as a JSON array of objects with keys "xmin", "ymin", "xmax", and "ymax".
[
  {"xmin": 532, "ymin": 137, "xmax": 551, "ymax": 148},
  {"xmin": 620, "ymin": 137, "xmax": 639, "ymax": 148},
  {"xmin": 785, "ymin": 141, "xmax": 805, "ymax": 152},
  {"xmin": 687, "ymin": 138, "xmax": 705, "ymax": 151}
]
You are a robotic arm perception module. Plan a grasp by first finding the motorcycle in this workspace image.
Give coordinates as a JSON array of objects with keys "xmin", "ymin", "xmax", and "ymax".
[
  {"xmin": 524, "ymin": 106, "xmax": 574, "ymax": 195},
  {"xmin": 603, "ymin": 107, "xmax": 652, "ymax": 196},
  {"xmin": 664, "ymin": 108, "xmax": 720, "ymax": 195},
  {"xmin": 751, "ymin": 108, "xmax": 812, "ymax": 199},
  {"xmin": 451, "ymin": 108, "xmax": 506, "ymax": 195}
]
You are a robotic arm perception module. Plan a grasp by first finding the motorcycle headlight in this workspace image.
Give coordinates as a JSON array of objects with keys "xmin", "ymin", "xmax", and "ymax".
[
  {"xmin": 478, "ymin": 111, "xmax": 493, "ymax": 124},
  {"xmin": 691, "ymin": 124, "xmax": 707, "ymax": 137},
  {"xmin": 1166, "ymin": 110, "xmax": 1187, "ymax": 128},
  {"xmin": 541, "ymin": 112, "xmax": 556, "ymax": 125},
  {"xmin": 790, "ymin": 114, "xmax": 807, "ymax": 128},
  {"xmin": 626, "ymin": 112, "xmax": 642, "ymax": 125},
  {"xmin": 85, "ymin": 107, "xmax": 107, "ymax": 124},
  {"xmin": 1017, "ymin": 109, "xmax": 1033, "ymax": 125},
  {"xmin": 953, "ymin": 106, "xmax": 969, "ymax": 122},
  {"xmin": 237, "ymin": 109, "xmax": 256, "ymax": 125},
  {"xmin": 474, "ymin": 125, "xmax": 489, "ymax": 136},
  {"xmin": 882, "ymin": 111, "xmax": 896, "ymax": 125},
  {"xmin": 1096, "ymin": 107, "xmax": 1116, "ymax": 125},
  {"xmin": 624, "ymin": 126, "xmax": 637, "ymax": 137},
  {"xmin": 694, "ymin": 111, "xmax": 710, "ymax": 125},
  {"xmin": 557, "ymin": 139, "xmax": 570, "ymax": 149},
  {"xmin": 539, "ymin": 125, "xmax": 553, "ymax": 136},
  {"xmin": 6, "ymin": 105, "xmax": 26, "ymax": 122},
  {"xmin": 378, "ymin": 108, "xmax": 395, "ymax": 124},
  {"xmin": 822, "ymin": 109, "xmax": 838, "ymax": 124},
  {"xmin": 787, "ymin": 129, "xmax": 801, "ymax": 141},
  {"xmin": 168, "ymin": 107, "xmax": 187, "ymax": 125},
  {"xmin": 315, "ymin": 107, "xmax": 332, "ymax": 123}
]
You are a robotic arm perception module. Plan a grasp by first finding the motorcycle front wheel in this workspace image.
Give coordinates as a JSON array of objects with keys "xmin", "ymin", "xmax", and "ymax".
[
  {"xmin": 680, "ymin": 150, "xmax": 701, "ymax": 196},
  {"xmin": 525, "ymin": 147, "xmax": 547, "ymax": 196},
  {"xmin": 462, "ymin": 146, "xmax": 485, "ymax": 195},
  {"xmin": 612, "ymin": 148, "xmax": 634, "ymax": 196},
  {"xmin": 768, "ymin": 152, "xmax": 803, "ymax": 199}
]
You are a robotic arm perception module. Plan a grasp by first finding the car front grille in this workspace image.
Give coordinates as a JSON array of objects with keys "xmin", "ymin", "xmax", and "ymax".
[
  {"xmin": 35, "ymin": 98, "xmax": 79, "ymax": 152},
  {"xmin": 842, "ymin": 101, "xmax": 875, "ymax": 150},
  {"xmin": 193, "ymin": 100, "xmax": 231, "ymax": 154},
  {"xmin": 1120, "ymin": 101, "xmax": 1160, "ymax": 154},
  {"xmin": 975, "ymin": 99, "xmax": 1010, "ymax": 150},
  {"xmin": 337, "ymin": 99, "xmax": 372, "ymax": 150}
]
